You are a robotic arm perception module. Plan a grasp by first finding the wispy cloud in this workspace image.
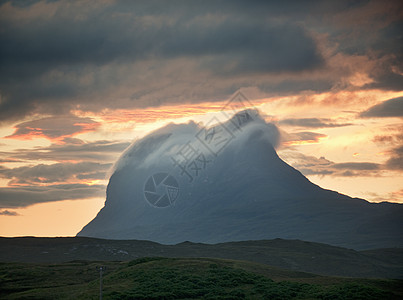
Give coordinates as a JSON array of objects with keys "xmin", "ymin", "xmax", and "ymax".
[
  {"xmin": 385, "ymin": 145, "xmax": 403, "ymax": 171},
  {"xmin": 373, "ymin": 124, "xmax": 403, "ymax": 171},
  {"xmin": 279, "ymin": 151, "xmax": 384, "ymax": 177},
  {"xmin": 0, "ymin": 140, "xmax": 130, "ymax": 163},
  {"xmin": 0, "ymin": 184, "xmax": 105, "ymax": 208},
  {"xmin": 281, "ymin": 131, "xmax": 328, "ymax": 147},
  {"xmin": 0, "ymin": 162, "xmax": 111, "ymax": 186},
  {"xmin": 279, "ymin": 118, "xmax": 353, "ymax": 128},
  {"xmin": 6, "ymin": 116, "xmax": 100, "ymax": 142}
]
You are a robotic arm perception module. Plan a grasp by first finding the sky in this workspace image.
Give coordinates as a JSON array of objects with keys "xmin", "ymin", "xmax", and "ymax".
[{"xmin": 0, "ymin": 0, "xmax": 402, "ymax": 237}]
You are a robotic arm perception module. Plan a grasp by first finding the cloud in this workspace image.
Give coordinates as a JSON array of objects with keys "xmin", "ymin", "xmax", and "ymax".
[
  {"xmin": 281, "ymin": 142, "xmax": 403, "ymax": 176},
  {"xmin": 0, "ymin": 162, "xmax": 111, "ymax": 185},
  {"xmin": 360, "ymin": 96, "xmax": 403, "ymax": 118},
  {"xmin": 332, "ymin": 162, "xmax": 380, "ymax": 170},
  {"xmin": 385, "ymin": 145, "xmax": 403, "ymax": 171},
  {"xmin": 366, "ymin": 68, "xmax": 403, "ymax": 92},
  {"xmin": 0, "ymin": 2, "xmax": 323, "ymax": 71},
  {"xmin": 366, "ymin": 189, "xmax": 403, "ymax": 203},
  {"xmin": 0, "ymin": 157, "xmax": 22, "ymax": 163},
  {"xmin": 373, "ymin": 133, "xmax": 403, "ymax": 144},
  {"xmin": 372, "ymin": 125, "xmax": 403, "ymax": 171},
  {"xmin": 0, "ymin": 0, "xmax": 400, "ymax": 129},
  {"xmin": 388, "ymin": 189, "xmax": 403, "ymax": 202},
  {"xmin": 6, "ymin": 116, "xmax": 100, "ymax": 142},
  {"xmin": 279, "ymin": 151, "xmax": 382, "ymax": 177},
  {"xmin": 0, "ymin": 139, "xmax": 130, "ymax": 163},
  {"xmin": 0, "ymin": 139, "xmax": 125, "ymax": 209},
  {"xmin": 279, "ymin": 118, "xmax": 353, "ymax": 128},
  {"xmin": 0, "ymin": 209, "xmax": 19, "ymax": 216},
  {"xmin": 0, "ymin": 0, "xmax": 327, "ymax": 123},
  {"xmin": 281, "ymin": 131, "xmax": 327, "ymax": 147},
  {"xmin": 0, "ymin": 183, "xmax": 105, "ymax": 208}
]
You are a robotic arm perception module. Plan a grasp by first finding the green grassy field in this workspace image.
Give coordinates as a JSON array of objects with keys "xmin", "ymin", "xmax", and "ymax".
[{"xmin": 1, "ymin": 257, "xmax": 402, "ymax": 299}]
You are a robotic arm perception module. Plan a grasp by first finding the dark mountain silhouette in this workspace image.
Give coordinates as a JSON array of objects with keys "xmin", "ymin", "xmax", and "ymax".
[{"xmin": 77, "ymin": 110, "xmax": 403, "ymax": 250}]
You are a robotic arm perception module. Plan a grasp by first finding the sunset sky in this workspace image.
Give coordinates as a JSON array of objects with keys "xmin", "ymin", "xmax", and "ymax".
[{"xmin": 0, "ymin": 0, "xmax": 402, "ymax": 237}]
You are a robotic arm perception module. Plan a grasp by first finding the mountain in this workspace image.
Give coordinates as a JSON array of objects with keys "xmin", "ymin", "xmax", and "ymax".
[
  {"xmin": 1, "ymin": 237, "xmax": 402, "ymax": 279},
  {"xmin": 77, "ymin": 110, "xmax": 403, "ymax": 250}
]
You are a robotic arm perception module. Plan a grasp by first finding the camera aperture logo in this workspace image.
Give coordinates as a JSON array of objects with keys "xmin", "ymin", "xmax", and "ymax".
[{"xmin": 143, "ymin": 172, "xmax": 179, "ymax": 208}]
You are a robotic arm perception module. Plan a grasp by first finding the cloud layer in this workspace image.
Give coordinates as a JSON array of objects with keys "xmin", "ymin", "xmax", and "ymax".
[{"xmin": 0, "ymin": 0, "xmax": 402, "ymax": 123}]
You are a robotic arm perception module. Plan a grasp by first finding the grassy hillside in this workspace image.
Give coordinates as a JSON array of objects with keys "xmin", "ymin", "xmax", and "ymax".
[
  {"xmin": 0, "ymin": 237, "xmax": 402, "ymax": 279},
  {"xmin": 1, "ymin": 258, "xmax": 402, "ymax": 299}
]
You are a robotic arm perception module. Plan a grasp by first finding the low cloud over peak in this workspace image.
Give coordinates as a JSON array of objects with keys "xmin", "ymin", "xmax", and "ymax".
[{"xmin": 115, "ymin": 109, "xmax": 280, "ymax": 173}]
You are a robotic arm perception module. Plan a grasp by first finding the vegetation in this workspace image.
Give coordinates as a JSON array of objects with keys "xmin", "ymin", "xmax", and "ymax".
[
  {"xmin": 1, "ymin": 257, "xmax": 402, "ymax": 299},
  {"xmin": 1, "ymin": 237, "xmax": 402, "ymax": 279}
]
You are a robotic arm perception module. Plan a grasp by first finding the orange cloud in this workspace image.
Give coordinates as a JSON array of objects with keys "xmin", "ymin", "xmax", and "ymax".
[
  {"xmin": 6, "ymin": 116, "xmax": 100, "ymax": 144},
  {"xmin": 282, "ymin": 132, "xmax": 328, "ymax": 147},
  {"xmin": 73, "ymin": 96, "xmax": 267, "ymax": 126},
  {"xmin": 0, "ymin": 162, "xmax": 111, "ymax": 187},
  {"xmin": 74, "ymin": 103, "xmax": 222, "ymax": 125}
]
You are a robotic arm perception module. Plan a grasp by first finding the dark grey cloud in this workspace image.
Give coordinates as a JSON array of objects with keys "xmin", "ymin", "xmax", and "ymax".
[
  {"xmin": 372, "ymin": 127, "xmax": 403, "ymax": 171},
  {"xmin": 0, "ymin": 140, "xmax": 130, "ymax": 163},
  {"xmin": 373, "ymin": 134, "xmax": 403, "ymax": 144},
  {"xmin": 279, "ymin": 118, "xmax": 353, "ymax": 128},
  {"xmin": 332, "ymin": 162, "xmax": 380, "ymax": 171},
  {"xmin": 282, "ymin": 131, "xmax": 328, "ymax": 145},
  {"xmin": 363, "ymin": 19, "xmax": 403, "ymax": 91},
  {"xmin": 360, "ymin": 96, "xmax": 403, "ymax": 118},
  {"xmin": 0, "ymin": 0, "xmax": 401, "ymax": 123},
  {"xmin": 76, "ymin": 172, "xmax": 108, "ymax": 180},
  {"xmin": 0, "ymin": 183, "xmax": 105, "ymax": 208},
  {"xmin": 282, "ymin": 144, "xmax": 403, "ymax": 177},
  {"xmin": 373, "ymin": 124, "xmax": 403, "ymax": 145},
  {"xmin": 0, "ymin": 0, "xmax": 356, "ymax": 71},
  {"xmin": 258, "ymin": 79, "xmax": 334, "ymax": 96},
  {"xmin": 279, "ymin": 152, "xmax": 383, "ymax": 177},
  {"xmin": 0, "ymin": 209, "xmax": 19, "ymax": 216},
  {"xmin": 0, "ymin": 0, "xmax": 325, "ymax": 122},
  {"xmin": 0, "ymin": 162, "xmax": 111, "ymax": 185},
  {"xmin": 3, "ymin": 17, "xmax": 319, "ymax": 72},
  {"xmin": 366, "ymin": 69, "xmax": 403, "ymax": 92},
  {"xmin": 385, "ymin": 145, "xmax": 403, "ymax": 171}
]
